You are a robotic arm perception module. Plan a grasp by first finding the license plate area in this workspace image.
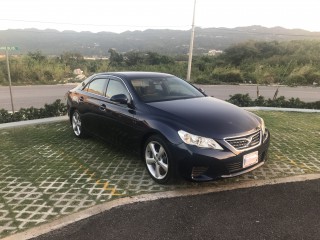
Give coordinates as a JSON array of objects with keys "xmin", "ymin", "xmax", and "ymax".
[{"xmin": 243, "ymin": 151, "xmax": 258, "ymax": 168}]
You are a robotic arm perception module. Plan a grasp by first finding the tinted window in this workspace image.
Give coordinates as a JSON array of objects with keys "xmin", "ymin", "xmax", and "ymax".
[
  {"xmin": 106, "ymin": 80, "xmax": 129, "ymax": 99},
  {"xmin": 85, "ymin": 78, "xmax": 108, "ymax": 96},
  {"xmin": 131, "ymin": 76, "xmax": 204, "ymax": 102}
]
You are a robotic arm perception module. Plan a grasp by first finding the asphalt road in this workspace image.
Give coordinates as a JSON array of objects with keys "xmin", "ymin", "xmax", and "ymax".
[
  {"xmin": 0, "ymin": 84, "xmax": 319, "ymax": 111},
  {"xmin": 0, "ymin": 84, "xmax": 76, "ymax": 111},
  {"xmin": 33, "ymin": 179, "xmax": 320, "ymax": 240}
]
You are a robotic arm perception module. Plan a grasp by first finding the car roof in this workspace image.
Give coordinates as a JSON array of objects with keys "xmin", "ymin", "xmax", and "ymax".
[{"xmin": 95, "ymin": 72, "xmax": 174, "ymax": 80}]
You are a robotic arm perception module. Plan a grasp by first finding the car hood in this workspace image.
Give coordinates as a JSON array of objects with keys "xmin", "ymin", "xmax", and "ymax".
[{"xmin": 146, "ymin": 97, "xmax": 260, "ymax": 139}]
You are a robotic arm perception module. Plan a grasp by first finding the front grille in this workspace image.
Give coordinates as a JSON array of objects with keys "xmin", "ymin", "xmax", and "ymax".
[
  {"xmin": 226, "ymin": 162, "xmax": 243, "ymax": 173},
  {"xmin": 225, "ymin": 131, "xmax": 261, "ymax": 151}
]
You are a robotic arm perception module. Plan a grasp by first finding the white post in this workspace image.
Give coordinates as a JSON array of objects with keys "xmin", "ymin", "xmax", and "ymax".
[
  {"xmin": 6, "ymin": 47, "xmax": 15, "ymax": 113},
  {"xmin": 186, "ymin": 0, "xmax": 196, "ymax": 82}
]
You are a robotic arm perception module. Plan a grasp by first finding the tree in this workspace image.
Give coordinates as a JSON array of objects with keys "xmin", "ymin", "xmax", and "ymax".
[
  {"xmin": 223, "ymin": 41, "xmax": 258, "ymax": 66},
  {"xmin": 145, "ymin": 52, "xmax": 174, "ymax": 65},
  {"xmin": 60, "ymin": 52, "xmax": 85, "ymax": 70},
  {"xmin": 27, "ymin": 51, "xmax": 46, "ymax": 62},
  {"xmin": 108, "ymin": 48, "xmax": 123, "ymax": 66},
  {"xmin": 124, "ymin": 51, "xmax": 144, "ymax": 66}
]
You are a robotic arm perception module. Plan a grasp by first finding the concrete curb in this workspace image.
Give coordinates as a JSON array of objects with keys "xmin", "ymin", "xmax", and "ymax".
[
  {"xmin": 3, "ymin": 173, "xmax": 320, "ymax": 240},
  {"xmin": 243, "ymin": 106, "xmax": 320, "ymax": 113},
  {"xmin": 0, "ymin": 116, "xmax": 68, "ymax": 129}
]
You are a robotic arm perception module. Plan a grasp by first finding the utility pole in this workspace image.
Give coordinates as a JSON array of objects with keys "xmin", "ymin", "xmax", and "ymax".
[
  {"xmin": 1, "ymin": 46, "xmax": 17, "ymax": 113},
  {"xmin": 186, "ymin": 0, "xmax": 196, "ymax": 82},
  {"xmin": 6, "ymin": 47, "xmax": 15, "ymax": 113}
]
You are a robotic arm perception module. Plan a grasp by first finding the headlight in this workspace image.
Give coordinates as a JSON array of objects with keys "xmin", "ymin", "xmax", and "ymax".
[
  {"xmin": 178, "ymin": 130, "xmax": 223, "ymax": 150},
  {"xmin": 260, "ymin": 118, "xmax": 266, "ymax": 136},
  {"xmin": 260, "ymin": 117, "xmax": 269, "ymax": 142}
]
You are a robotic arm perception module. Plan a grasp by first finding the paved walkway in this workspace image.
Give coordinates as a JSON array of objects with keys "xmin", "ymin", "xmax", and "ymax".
[{"xmin": 0, "ymin": 110, "xmax": 319, "ymax": 239}]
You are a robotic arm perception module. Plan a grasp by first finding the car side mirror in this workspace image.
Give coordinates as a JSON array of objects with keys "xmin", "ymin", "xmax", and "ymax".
[{"xmin": 110, "ymin": 94, "xmax": 128, "ymax": 104}]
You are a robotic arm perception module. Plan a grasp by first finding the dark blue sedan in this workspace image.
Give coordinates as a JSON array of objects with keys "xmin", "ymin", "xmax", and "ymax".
[{"xmin": 67, "ymin": 72, "xmax": 270, "ymax": 184}]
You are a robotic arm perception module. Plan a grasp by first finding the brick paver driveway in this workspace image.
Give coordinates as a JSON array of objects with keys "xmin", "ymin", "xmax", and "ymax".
[{"xmin": 0, "ymin": 111, "xmax": 319, "ymax": 238}]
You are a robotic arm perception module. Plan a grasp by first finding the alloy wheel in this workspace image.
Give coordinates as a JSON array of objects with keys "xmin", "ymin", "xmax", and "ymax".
[
  {"xmin": 145, "ymin": 140, "xmax": 169, "ymax": 180},
  {"xmin": 72, "ymin": 111, "xmax": 82, "ymax": 137}
]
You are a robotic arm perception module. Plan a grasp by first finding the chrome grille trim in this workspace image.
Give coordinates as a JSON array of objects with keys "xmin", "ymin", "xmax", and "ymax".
[
  {"xmin": 226, "ymin": 162, "xmax": 243, "ymax": 173},
  {"xmin": 222, "ymin": 162, "xmax": 265, "ymax": 178},
  {"xmin": 191, "ymin": 167, "xmax": 209, "ymax": 178},
  {"xmin": 224, "ymin": 130, "xmax": 262, "ymax": 152}
]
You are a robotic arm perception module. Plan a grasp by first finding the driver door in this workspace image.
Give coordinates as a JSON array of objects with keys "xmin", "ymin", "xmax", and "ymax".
[{"xmin": 99, "ymin": 78, "xmax": 137, "ymax": 144}]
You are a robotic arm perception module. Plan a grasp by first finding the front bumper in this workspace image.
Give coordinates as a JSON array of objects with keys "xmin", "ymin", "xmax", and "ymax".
[{"xmin": 172, "ymin": 130, "xmax": 271, "ymax": 181}]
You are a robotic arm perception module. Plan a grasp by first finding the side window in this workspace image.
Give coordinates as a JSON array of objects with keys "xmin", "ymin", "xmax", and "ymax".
[
  {"xmin": 106, "ymin": 79, "xmax": 129, "ymax": 99},
  {"xmin": 85, "ymin": 78, "xmax": 108, "ymax": 96}
]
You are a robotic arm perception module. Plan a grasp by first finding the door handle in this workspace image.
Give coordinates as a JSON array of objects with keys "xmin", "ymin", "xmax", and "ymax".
[{"xmin": 99, "ymin": 104, "xmax": 106, "ymax": 111}]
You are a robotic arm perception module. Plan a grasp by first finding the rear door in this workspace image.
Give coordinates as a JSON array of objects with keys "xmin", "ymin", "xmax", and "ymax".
[{"xmin": 80, "ymin": 77, "xmax": 109, "ymax": 135}]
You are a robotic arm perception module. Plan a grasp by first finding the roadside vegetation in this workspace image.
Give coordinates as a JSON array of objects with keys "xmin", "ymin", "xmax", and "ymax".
[
  {"xmin": 1, "ymin": 40, "xmax": 320, "ymax": 86},
  {"xmin": 227, "ymin": 94, "xmax": 320, "ymax": 109},
  {"xmin": 0, "ymin": 99, "xmax": 66, "ymax": 123}
]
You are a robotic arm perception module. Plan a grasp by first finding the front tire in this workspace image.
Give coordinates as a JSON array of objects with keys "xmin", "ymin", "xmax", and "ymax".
[
  {"xmin": 144, "ymin": 135, "xmax": 174, "ymax": 184},
  {"xmin": 71, "ymin": 110, "xmax": 86, "ymax": 138}
]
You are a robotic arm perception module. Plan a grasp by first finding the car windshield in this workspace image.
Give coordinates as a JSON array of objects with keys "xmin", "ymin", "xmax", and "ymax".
[{"xmin": 130, "ymin": 76, "xmax": 204, "ymax": 102}]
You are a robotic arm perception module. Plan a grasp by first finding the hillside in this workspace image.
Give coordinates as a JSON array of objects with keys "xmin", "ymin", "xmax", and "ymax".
[{"xmin": 1, "ymin": 26, "xmax": 320, "ymax": 56}]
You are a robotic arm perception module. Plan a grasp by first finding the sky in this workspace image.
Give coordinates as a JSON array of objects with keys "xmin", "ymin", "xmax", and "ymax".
[{"xmin": 1, "ymin": 0, "xmax": 320, "ymax": 33}]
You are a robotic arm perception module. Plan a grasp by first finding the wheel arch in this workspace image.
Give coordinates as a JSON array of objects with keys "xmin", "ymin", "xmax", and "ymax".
[
  {"xmin": 139, "ymin": 123, "xmax": 181, "ymax": 160},
  {"xmin": 69, "ymin": 107, "xmax": 77, "ymax": 123},
  {"xmin": 140, "ymin": 130, "xmax": 166, "ymax": 160}
]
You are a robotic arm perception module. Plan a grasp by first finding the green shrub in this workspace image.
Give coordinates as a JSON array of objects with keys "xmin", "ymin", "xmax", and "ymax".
[
  {"xmin": 211, "ymin": 68, "xmax": 244, "ymax": 83},
  {"xmin": 0, "ymin": 109, "xmax": 12, "ymax": 123},
  {"xmin": 285, "ymin": 74, "xmax": 307, "ymax": 86},
  {"xmin": 0, "ymin": 99, "xmax": 67, "ymax": 123},
  {"xmin": 227, "ymin": 94, "xmax": 320, "ymax": 109},
  {"xmin": 305, "ymin": 101, "xmax": 320, "ymax": 109},
  {"xmin": 227, "ymin": 93, "xmax": 252, "ymax": 107}
]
